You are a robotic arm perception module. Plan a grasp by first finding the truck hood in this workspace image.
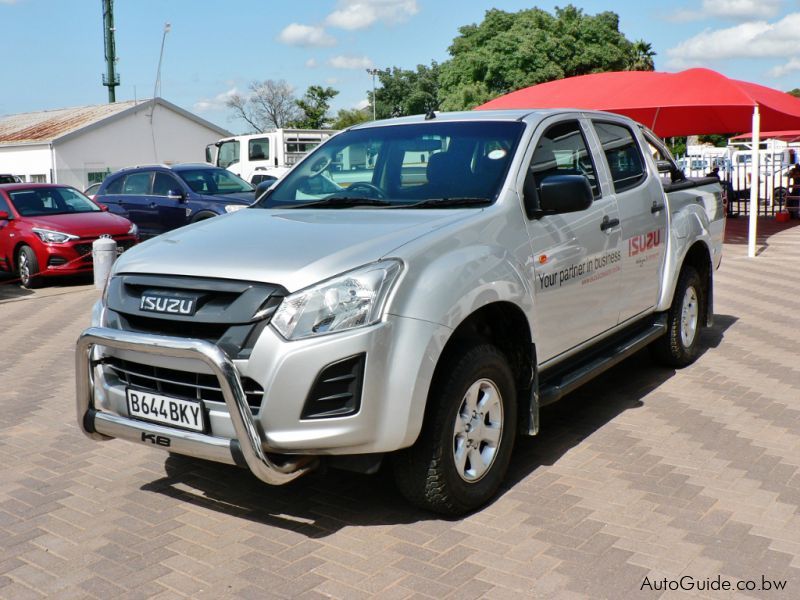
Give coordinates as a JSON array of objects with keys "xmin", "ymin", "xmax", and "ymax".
[{"xmin": 113, "ymin": 208, "xmax": 475, "ymax": 291}]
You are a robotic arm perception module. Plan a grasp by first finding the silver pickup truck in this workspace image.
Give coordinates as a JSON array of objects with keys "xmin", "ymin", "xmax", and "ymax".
[{"xmin": 76, "ymin": 110, "xmax": 724, "ymax": 514}]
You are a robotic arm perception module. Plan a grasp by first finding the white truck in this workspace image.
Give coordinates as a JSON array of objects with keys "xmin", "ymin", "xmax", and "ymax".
[
  {"xmin": 77, "ymin": 110, "xmax": 724, "ymax": 514},
  {"xmin": 207, "ymin": 129, "xmax": 338, "ymax": 185}
]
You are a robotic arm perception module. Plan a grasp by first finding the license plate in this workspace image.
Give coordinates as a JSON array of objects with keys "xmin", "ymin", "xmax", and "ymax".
[{"xmin": 126, "ymin": 388, "xmax": 205, "ymax": 432}]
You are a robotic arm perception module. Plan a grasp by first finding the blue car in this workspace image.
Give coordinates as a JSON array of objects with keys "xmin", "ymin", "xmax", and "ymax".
[{"xmin": 94, "ymin": 164, "xmax": 255, "ymax": 238}]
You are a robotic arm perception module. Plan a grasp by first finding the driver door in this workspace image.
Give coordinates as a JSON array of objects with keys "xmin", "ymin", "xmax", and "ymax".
[{"xmin": 523, "ymin": 118, "xmax": 623, "ymax": 363}]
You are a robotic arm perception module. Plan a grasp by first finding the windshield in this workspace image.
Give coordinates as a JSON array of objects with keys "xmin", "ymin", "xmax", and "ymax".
[
  {"xmin": 176, "ymin": 168, "xmax": 253, "ymax": 195},
  {"xmin": 259, "ymin": 121, "xmax": 525, "ymax": 208},
  {"xmin": 9, "ymin": 187, "xmax": 100, "ymax": 216}
]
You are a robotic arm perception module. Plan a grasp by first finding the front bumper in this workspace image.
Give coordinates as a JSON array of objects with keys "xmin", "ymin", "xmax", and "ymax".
[
  {"xmin": 38, "ymin": 235, "xmax": 138, "ymax": 276},
  {"xmin": 76, "ymin": 327, "xmax": 314, "ymax": 485}
]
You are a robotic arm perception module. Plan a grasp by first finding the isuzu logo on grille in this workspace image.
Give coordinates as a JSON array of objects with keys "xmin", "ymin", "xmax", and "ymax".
[{"xmin": 139, "ymin": 292, "xmax": 197, "ymax": 316}]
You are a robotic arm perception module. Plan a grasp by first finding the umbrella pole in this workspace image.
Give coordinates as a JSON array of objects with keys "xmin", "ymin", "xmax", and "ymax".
[
  {"xmin": 747, "ymin": 105, "xmax": 761, "ymax": 258},
  {"xmin": 748, "ymin": 106, "xmax": 760, "ymax": 258}
]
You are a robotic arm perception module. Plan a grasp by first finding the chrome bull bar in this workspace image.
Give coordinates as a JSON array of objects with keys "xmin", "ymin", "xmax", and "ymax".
[{"xmin": 75, "ymin": 326, "xmax": 315, "ymax": 485}]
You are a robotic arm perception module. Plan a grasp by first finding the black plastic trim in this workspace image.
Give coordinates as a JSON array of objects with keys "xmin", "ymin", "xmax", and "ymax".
[{"xmin": 301, "ymin": 353, "xmax": 366, "ymax": 419}]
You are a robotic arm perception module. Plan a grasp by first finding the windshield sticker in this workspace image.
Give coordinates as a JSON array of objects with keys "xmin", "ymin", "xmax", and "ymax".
[
  {"xmin": 487, "ymin": 149, "xmax": 507, "ymax": 160},
  {"xmin": 536, "ymin": 250, "xmax": 621, "ymax": 290}
]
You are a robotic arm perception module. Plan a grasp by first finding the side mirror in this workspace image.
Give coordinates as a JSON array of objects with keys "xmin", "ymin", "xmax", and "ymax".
[
  {"xmin": 529, "ymin": 174, "xmax": 593, "ymax": 216},
  {"xmin": 255, "ymin": 180, "xmax": 276, "ymax": 200},
  {"xmin": 97, "ymin": 203, "xmax": 109, "ymax": 212},
  {"xmin": 0, "ymin": 210, "xmax": 9, "ymax": 220},
  {"xmin": 167, "ymin": 189, "xmax": 186, "ymax": 202},
  {"xmin": 655, "ymin": 160, "xmax": 673, "ymax": 173}
]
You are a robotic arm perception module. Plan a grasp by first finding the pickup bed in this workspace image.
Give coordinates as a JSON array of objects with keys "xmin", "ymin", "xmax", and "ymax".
[{"xmin": 76, "ymin": 110, "xmax": 724, "ymax": 514}]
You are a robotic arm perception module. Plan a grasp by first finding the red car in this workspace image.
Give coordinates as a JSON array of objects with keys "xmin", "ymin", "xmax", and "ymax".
[{"xmin": 0, "ymin": 184, "xmax": 139, "ymax": 288}]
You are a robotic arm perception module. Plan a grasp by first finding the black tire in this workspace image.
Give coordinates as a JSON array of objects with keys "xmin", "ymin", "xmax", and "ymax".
[
  {"xmin": 190, "ymin": 211, "xmax": 218, "ymax": 223},
  {"xmin": 17, "ymin": 245, "xmax": 42, "ymax": 289},
  {"xmin": 393, "ymin": 344, "xmax": 517, "ymax": 515},
  {"xmin": 650, "ymin": 265, "xmax": 704, "ymax": 367}
]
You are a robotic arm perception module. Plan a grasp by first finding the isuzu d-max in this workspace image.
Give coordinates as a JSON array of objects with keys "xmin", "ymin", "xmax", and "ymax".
[{"xmin": 76, "ymin": 110, "xmax": 724, "ymax": 514}]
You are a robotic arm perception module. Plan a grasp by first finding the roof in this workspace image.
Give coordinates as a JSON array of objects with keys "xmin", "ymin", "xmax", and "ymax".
[{"xmin": 0, "ymin": 98, "xmax": 231, "ymax": 147}]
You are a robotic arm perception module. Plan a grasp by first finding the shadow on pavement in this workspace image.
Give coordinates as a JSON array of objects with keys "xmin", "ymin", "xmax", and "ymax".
[{"xmin": 141, "ymin": 314, "xmax": 737, "ymax": 531}]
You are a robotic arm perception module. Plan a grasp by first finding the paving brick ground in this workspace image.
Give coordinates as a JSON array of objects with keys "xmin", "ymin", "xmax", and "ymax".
[{"xmin": 1, "ymin": 218, "xmax": 799, "ymax": 599}]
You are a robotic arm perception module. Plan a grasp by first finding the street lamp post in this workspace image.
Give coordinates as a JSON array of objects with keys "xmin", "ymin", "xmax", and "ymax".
[{"xmin": 366, "ymin": 68, "xmax": 379, "ymax": 121}]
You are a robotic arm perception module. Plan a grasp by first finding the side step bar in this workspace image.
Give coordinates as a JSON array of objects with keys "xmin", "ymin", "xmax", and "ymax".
[{"xmin": 539, "ymin": 315, "xmax": 668, "ymax": 407}]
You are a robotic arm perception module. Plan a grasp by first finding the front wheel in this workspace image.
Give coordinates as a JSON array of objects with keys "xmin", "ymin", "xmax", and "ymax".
[
  {"xmin": 393, "ymin": 344, "xmax": 517, "ymax": 515},
  {"xmin": 651, "ymin": 265, "xmax": 704, "ymax": 367},
  {"xmin": 17, "ymin": 245, "xmax": 42, "ymax": 289}
]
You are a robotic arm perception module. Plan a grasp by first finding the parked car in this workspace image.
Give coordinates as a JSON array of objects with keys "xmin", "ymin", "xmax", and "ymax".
[
  {"xmin": 76, "ymin": 110, "xmax": 723, "ymax": 514},
  {"xmin": 0, "ymin": 183, "xmax": 138, "ymax": 288},
  {"xmin": 0, "ymin": 174, "xmax": 23, "ymax": 184},
  {"xmin": 84, "ymin": 182, "xmax": 102, "ymax": 199},
  {"xmin": 94, "ymin": 164, "xmax": 255, "ymax": 238}
]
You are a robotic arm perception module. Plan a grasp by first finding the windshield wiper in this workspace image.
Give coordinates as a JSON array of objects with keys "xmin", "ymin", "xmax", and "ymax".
[
  {"xmin": 287, "ymin": 196, "xmax": 393, "ymax": 209},
  {"xmin": 397, "ymin": 197, "xmax": 493, "ymax": 209}
]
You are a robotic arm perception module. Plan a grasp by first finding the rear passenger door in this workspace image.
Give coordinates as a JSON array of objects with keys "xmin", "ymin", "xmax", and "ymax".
[
  {"xmin": 590, "ymin": 121, "xmax": 667, "ymax": 323},
  {"xmin": 118, "ymin": 172, "xmax": 159, "ymax": 236},
  {"xmin": 525, "ymin": 118, "xmax": 623, "ymax": 362}
]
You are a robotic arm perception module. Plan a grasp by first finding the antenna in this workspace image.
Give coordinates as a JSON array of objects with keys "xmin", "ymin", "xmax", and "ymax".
[
  {"xmin": 101, "ymin": 0, "xmax": 120, "ymax": 102},
  {"xmin": 153, "ymin": 22, "xmax": 171, "ymax": 102}
]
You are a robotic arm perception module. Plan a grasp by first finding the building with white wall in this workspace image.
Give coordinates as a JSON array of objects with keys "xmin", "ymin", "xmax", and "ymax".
[{"xmin": 0, "ymin": 98, "xmax": 230, "ymax": 189}]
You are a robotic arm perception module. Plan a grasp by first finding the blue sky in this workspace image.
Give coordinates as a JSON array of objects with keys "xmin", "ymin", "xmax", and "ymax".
[{"xmin": 2, "ymin": 0, "xmax": 799, "ymax": 133}]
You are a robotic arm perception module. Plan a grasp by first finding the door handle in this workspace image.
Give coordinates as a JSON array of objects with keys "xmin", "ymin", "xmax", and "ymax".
[
  {"xmin": 600, "ymin": 216, "xmax": 620, "ymax": 231},
  {"xmin": 651, "ymin": 202, "xmax": 665, "ymax": 213}
]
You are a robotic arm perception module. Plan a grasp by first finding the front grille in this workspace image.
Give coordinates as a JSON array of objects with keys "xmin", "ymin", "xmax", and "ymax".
[
  {"xmin": 105, "ymin": 274, "xmax": 287, "ymax": 358},
  {"xmin": 104, "ymin": 357, "xmax": 263, "ymax": 413}
]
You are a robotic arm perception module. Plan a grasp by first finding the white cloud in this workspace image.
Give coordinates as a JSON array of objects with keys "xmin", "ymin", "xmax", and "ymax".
[
  {"xmin": 193, "ymin": 87, "xmax": 239, "ymax": 113},
  {"xmin": 329, "ymin": 55, "xmax": 374, "ymax": 69},
  {"xmin": 326, "ymin": 77, "xmax": 339, "ymax": 85},
  {"xmin": 666, "ymin": 12, "xmax": 800, "ymax": 67},
  {"xmin": 277, "ymin": 23, "xmax": 336, "ymax": 47},
  {"xmin": 326, "ymin": 0, "xmax": 419, "ymax": 30},
  {"xmin": 355, "ymin": 99, "xmax": 370, "ymax": 110},
  {"xmin": 667, "ymin": 0, "xmax": 783, "ymax": 22},
  {"xmin": 305, "ymin": 58, "xmax": 318, "ymax": 68},
  {"xmin": 770, "ymin": 57, "xmax": 800, "ymax": 77}
]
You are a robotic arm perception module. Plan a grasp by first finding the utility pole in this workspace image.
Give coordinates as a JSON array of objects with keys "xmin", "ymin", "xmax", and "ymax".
[
  {"xmin": 366, "ymin": 68, "xmax": 379, "ymax": 121},
  {"xmin": 101, "ymin": 0, "xmax": 120, "ymax": 102}
]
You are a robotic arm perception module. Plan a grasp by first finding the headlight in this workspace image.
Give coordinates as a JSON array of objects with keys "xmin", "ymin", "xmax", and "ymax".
[
  {"xmin": 272, "ymin": 260, "xmax": 403, "ymax": 340},
  {"xmin": 224, "ymin": 204, "xmax": 246, "ymax": 213},
  {"xmin": 127, "ymin": 223, "xmax": 138, "ymax": 236},
  {"xmin": 32, "ymin": 227, "xmax": 78, "ymax": 244}
]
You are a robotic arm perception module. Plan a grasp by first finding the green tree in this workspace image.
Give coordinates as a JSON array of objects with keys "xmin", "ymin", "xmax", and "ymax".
[
  {"xmin": 293, "ymin": 85, "xmax": 339, "ymax": 129},
  {"xmin": 332, "ymin": 107, "xmax": 371, "ymax": 129},
  {"xmin": 439, "ymin": 5, "xmax": 639, "ymax": 110},
  {"xmin": 370, "ymin": 62, "xmax": 441, "ymax": 119},
  {"xmin": 627, "ymin": 40, "xmax": 656, "ymax": 71},
  {"xmin": 787, "ymin": 88, "xmax": 800, "ymax": 98}
]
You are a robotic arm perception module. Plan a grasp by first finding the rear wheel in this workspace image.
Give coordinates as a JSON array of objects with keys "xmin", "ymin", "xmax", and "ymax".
[
  {"xmin": 394, "ymin": 344, "xmax": 517, "ymax": 515},
  {"xmin": 17, "ymin": 245, "xmax": 42, "ymax": 289},
  {"xmin": 651, "ymin": 265, "xmax": 703, "ymax": 367}
]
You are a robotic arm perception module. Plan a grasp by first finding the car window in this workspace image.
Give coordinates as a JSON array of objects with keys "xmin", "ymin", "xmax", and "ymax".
[
  {"xmin": 104, "ymin": 175, "xmax": 124, "ymax": 195},
  {"xmin": 9, "ymin": 187, "xmax": 100, "ymax": 216},
  {"xmin": 248, "ymin": 138, "xmax": 269, "ymax": 161},
  {"xmin": 0, "ymin": 194, "xmax": 11, "ymax": 213},
  {"xmin": 153, "ymin": 172, "xmax": 180, "ymax": 196},
  {"xmin": 217, "ymin": 140, "xmax": 240, "ymax": 169},
  {"xmin": 175, "ymin": 168, "xmax": 253, "ymax": 195},
  {"xmin": 593, "ymin": 122, "xmax": 647, "ymax": 193},
  {"xmin": 122, "ymin": 172, "xmax": 153, "ymax": 195},
  {"xmin": 529, "ymin": 120, "xmax": 599, "ymax": 197},
  {"xmin": 84, "ymin": 183, "xmax": 101, "ymax": 195},
  {"xmin": 264, "ymin": 121, "xmax": 524, "ymax": 207}
]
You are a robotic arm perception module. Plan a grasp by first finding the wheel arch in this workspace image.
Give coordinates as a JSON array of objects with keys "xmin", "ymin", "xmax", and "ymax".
[{"xmin": 422, "ymin": 301, "xmax": 535, "ymax": 439}]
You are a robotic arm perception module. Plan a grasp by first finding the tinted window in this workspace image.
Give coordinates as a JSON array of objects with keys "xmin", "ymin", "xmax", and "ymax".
[
  {"xmin": 264, "ymin": 121, "xmax": 524, "ymax": 207},
  {"xmin": 176, "ymin": 168, "xmax": 253, "ymax": 195},
  {"xmin": 122, "ymin": 172, "xmax": 152, "ymax": 195},
  {"xmin": 248, "ymin": 138, "xmax": 269, "ymax": 161},
  {"xmin": 0, "ymin": 194, "xmax": 10, "ymax": 213},
  {"xmin": 529, "ymin": 121, "xmax": 599, "ymax": 197},
  {"xmin": 594, "ymin": 122, "xmax": 646, "ymax": 193},
  {"xmin": 153, "ymin": 172, "xmax": 181, "ymax": 196},
  {"xmin": 9, "ymin": 187, "xmax": 100, "ymax": 216},
  {"xmin": 104, "ymin": 175, "xmax": 124, "ymax": 194}
]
